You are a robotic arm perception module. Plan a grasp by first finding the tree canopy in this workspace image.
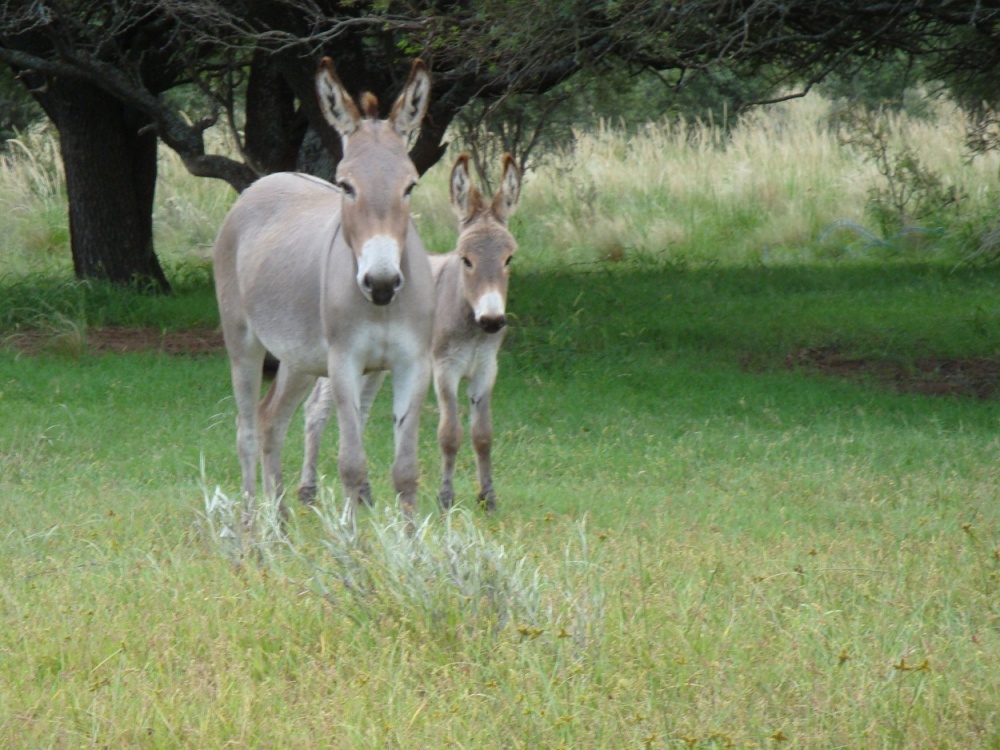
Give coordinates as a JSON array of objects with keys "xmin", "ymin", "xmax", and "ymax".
[{"xmin": 1, "ymin": 0, "xmax": 998, "ymax": 288}]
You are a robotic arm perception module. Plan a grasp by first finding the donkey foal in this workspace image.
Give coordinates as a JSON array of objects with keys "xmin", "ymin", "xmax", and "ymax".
[{"xmin": 298, "ymin": 153, "xmax": 522, "ymax": 511}]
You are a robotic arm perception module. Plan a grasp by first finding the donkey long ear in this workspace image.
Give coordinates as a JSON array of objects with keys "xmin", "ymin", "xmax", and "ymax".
[
  {"xmin": 389, "ymin": 59, "xmax": 431, "ymax": 140},
  {"xmin": 492, "ymin": 153, "xmax": 521, "ymax": 223},
  {"xmin": 316, "ymin": 58, "xmax": 362, "ymax": 138},
  {"xmin": 450, "ymin": 153, "xmax": 480, "ymax": 223}
]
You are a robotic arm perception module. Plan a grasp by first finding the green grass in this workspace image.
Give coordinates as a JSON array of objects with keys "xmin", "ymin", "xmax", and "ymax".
[
  {"xmin": 2, "ymin": 258, "xmax": 999, "ymax": 748},
  {"xmin": 2, "ymin": 93, "xmax": 1000, "ymax": 747},
  {"xmin": 0, "ymin": 269, "xmax": 218, "ymax": 332}
]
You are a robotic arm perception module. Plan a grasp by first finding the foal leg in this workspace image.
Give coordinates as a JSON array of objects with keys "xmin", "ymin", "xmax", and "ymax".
[
  {"xmin": 433, "ymin": 364, "xmax": 462, "ymax": 510},
  {"xmin": 259, "ymin": 366, "xmax": 316, "ymax": 517},
  {"xmin": 468, "ymin": 358, "xmax": 499, "ymax": 512}
]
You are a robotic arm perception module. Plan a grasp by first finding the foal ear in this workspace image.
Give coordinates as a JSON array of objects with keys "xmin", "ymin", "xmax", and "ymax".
[
  {"xmin": 491, "ymin": 153, "xmax": 521, "ymax": 223},
  {"xmin": 389, "ymin": 59, "xmax": 431, "ymax": 140},
  {"xmin": 450, "ymin": 153, "xmax": 476, "ymax": 222},
  {"xmin": 316, "ymin": 57, "xmax": 362, "ymax": 138}
]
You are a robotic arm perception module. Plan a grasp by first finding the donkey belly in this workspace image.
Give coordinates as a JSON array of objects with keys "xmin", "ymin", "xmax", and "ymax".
[{"xmin": 239, "ymin": 243, "xmax": 332, "ymax": 376}]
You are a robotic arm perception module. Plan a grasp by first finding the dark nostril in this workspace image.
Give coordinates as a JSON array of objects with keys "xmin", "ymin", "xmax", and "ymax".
[
  {"xmin": 479, "ymin": 315, "xmax": 506, "ymax": 333},
  {"xmin": 392, "ymin": 274, "xmax": 403, "ymax": 290},
  {"xmin": 362, "ymin": 274, "xmax": 373, "ymax": 290},
  {"xmin": 372, "ymin": 286, "xmax": 394, "ymax": 306}
]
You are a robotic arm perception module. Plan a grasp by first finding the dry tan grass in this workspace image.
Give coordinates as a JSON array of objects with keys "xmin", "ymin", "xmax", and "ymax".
[
  {"xmin": 3, "ymin": 93, "xmax": 998, "ymax": 279},
  {"xmin": 503, "ymin": 93, "xmax": 1000, "ymax": 265}
]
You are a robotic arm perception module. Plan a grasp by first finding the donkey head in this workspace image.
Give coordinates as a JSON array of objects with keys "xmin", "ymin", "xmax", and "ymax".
[
  {"xmin": 449, "ymin": 153, "xmax": 521, "ymax": 333},
  {"xmin": 316, "ymin": 58, "xmax": 431, "ymax": 306}
]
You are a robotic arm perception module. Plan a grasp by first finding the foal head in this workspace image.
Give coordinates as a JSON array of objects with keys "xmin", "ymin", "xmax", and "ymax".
[
  {"xmin": 316, "ymin": 58, "xmax": 431, "ymax": 306},
  {"xmin": 449, "ymin": 153, "xmax": 521, "ymax": 333}
]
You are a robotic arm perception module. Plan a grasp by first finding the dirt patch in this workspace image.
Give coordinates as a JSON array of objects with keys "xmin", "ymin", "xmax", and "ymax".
[
  {"xmin": 3, "ymin": 326, "xmax": 225, "ymax": 357},
  {"xmin": 784, "ymin": 346, "xmax": 1000, "ymax": 400},
  {"xmin": 6, "ymin": 327, "xmax": 998, "ymax": 400}
]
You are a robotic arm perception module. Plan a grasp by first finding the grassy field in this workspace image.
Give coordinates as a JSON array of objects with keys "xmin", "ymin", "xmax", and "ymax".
[{"xmin": 1, "ymin": 95, "xmax": 999, "ymax": 748}]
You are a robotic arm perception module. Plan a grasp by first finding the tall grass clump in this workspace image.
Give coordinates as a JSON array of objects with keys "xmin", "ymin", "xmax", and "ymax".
[
  {"xmin": 312, "ymin": 501, "xmax": 547, "ymax": 639},
  {"xmin": 0, "ymin": 123, "xmax": 236, "ymax": 285},
  {"xmin": 197, "ymin": 480, "xmax": 605, "ymax": 653},
  {"xmin": 0, "ymin": 123, "xmax": 70, "ymax": 277},
  {"xmin": 195, "ymin": 474, "xmax": 290, "ymax": 568},
  {"xmin": 153, "ymin": 137, "xmax": 237, "ymax": 273}
]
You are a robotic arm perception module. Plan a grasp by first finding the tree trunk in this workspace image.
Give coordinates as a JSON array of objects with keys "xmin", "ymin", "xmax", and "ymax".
[
  {"xmin": 245, "ymin": 50, "xmax": 306, "ymax": 175},
  {"xmin": 36, "ymin": 78, "xmax": 170, "ymax": 293}
]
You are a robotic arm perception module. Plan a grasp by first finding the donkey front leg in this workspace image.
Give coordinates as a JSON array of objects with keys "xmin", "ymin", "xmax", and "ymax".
[
  {"xmin": 433, "ymin": 366, "xmax": 462, "ymax": 510},
  {"xmin": 329, "ymin": 356, "xmax": 370, "ymax": 526},
  {"xmin": 469, "ymin": 363, "xmax": 499, "ymax": 512},
  {"xmin": 391, "ymin": 357, "xmax": 432, "ymax": 519}
]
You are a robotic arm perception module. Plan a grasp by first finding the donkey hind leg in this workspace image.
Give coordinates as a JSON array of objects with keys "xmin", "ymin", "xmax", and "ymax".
[
  {"xmin": 258, "ymin": 366, "xmax": 317, "ymax": 518},
  {"xmin": 391, "ymin": 356, "xmax": 432, "ymax": 520},
  {"xmin": 298, "ymin": 378, "xmax": 333, "ymax": 505},
  {"xmin": 357, "ymin": 371, "xmax": 388, "ymax": 507},
  {"xmin": 432, "ymin": 365, "xmax": 462, "ymax": 511},
  {"xmin": 227, "ymin": 339, "xmax": 267, "ymax": 527},
  {"xmin": 468, "ymin": 362, "xmax": 499, "ymax": 512}
]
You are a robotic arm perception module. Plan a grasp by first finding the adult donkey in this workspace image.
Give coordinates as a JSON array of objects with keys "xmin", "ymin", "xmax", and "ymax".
[
  {"xmin": 213, "ymin": 58, "xmax": 435, "ymax": 524},
  {"xmin": 297, "ymin": 153, "xmax": 521, "ymax": 512}
]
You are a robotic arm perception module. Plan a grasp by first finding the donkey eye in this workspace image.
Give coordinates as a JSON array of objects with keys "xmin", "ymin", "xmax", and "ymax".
[
  {"xmin": 337, "ymin": 180, "xmax": 356, "ymax": 197},
  {"xmin": 461, "ymin": 256, "xmax": 473, "ymax": 269},
  {"xmin": 504, "ymin": 256, "xmax": 513, "ymax": 267},
  {"xmin": 404, "ymin": 181, "xmax": 417, "ymax": 199}
]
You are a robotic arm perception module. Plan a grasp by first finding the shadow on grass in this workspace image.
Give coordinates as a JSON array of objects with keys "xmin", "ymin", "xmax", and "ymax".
[
  {"xmin": 4, "ymin": 260, "xmax": 999, "ymax": 399},
  {"xmin": 506, "ymin": 260, "xmax": 1000, "ymax": 398}
]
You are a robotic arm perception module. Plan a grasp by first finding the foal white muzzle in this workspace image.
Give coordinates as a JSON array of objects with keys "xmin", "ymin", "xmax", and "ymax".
[
  {"xmin": 357, "ymin": 235, "xmax": 404, "ymax": 306},
  {"xmin": 474, "ymin": 290, "xmax": 506, "ymax": 333}
]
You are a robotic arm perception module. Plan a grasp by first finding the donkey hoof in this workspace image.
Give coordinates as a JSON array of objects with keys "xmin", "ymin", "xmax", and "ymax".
[
  {"xmin": 297, "ymin": 485, "xmax": 318, "ymax": 505},
  {"xmin": 478, "ymin": 490, "xmax": 497, "ymax": 513},
  {"xmin": 438, "ymin": 488, "xmax": 454, "ymax": 511},
  {"xmin": 359, "ymin": 481, "xmax": 375, "ymax": 509}
]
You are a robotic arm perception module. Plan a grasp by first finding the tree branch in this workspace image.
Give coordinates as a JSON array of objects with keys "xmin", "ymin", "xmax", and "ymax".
[{"xmin": 0, "ymin": 43, "xmax": 257, "ymax": 191}]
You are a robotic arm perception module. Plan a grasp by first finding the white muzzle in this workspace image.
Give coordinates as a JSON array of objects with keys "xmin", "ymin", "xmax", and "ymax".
[
  {"xmin": 474, "ymin": 290, "xmax": 506, "ymax": 333},
  {"xmin": 357, "ymin": 235, "xmax": 404, "ymax": 306}
]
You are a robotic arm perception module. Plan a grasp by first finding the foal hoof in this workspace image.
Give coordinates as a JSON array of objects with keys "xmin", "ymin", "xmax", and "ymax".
[
  {"xmin": 437, "ymin": 488, "xmax": 454, "ymax": 511},
  {"xmin": 478, "ymin": 490, "xmax": 497, "ymax": 513},
  {"xmin": 297, "ymin": 485, "xmax": 317, "ymax": 505}
]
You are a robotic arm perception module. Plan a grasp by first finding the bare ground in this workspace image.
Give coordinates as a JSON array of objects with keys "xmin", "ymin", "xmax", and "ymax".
[
  {"xmin": 3, "ymin": 326, "xmax": 225, "ymax": 357},
  {"xmin": 4, "ymin": 327, "xmax": 998, "ymax": 399},
  {"xmin": 781, "ymin": 346, "xmax": 1000, "ymax": 400}
]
